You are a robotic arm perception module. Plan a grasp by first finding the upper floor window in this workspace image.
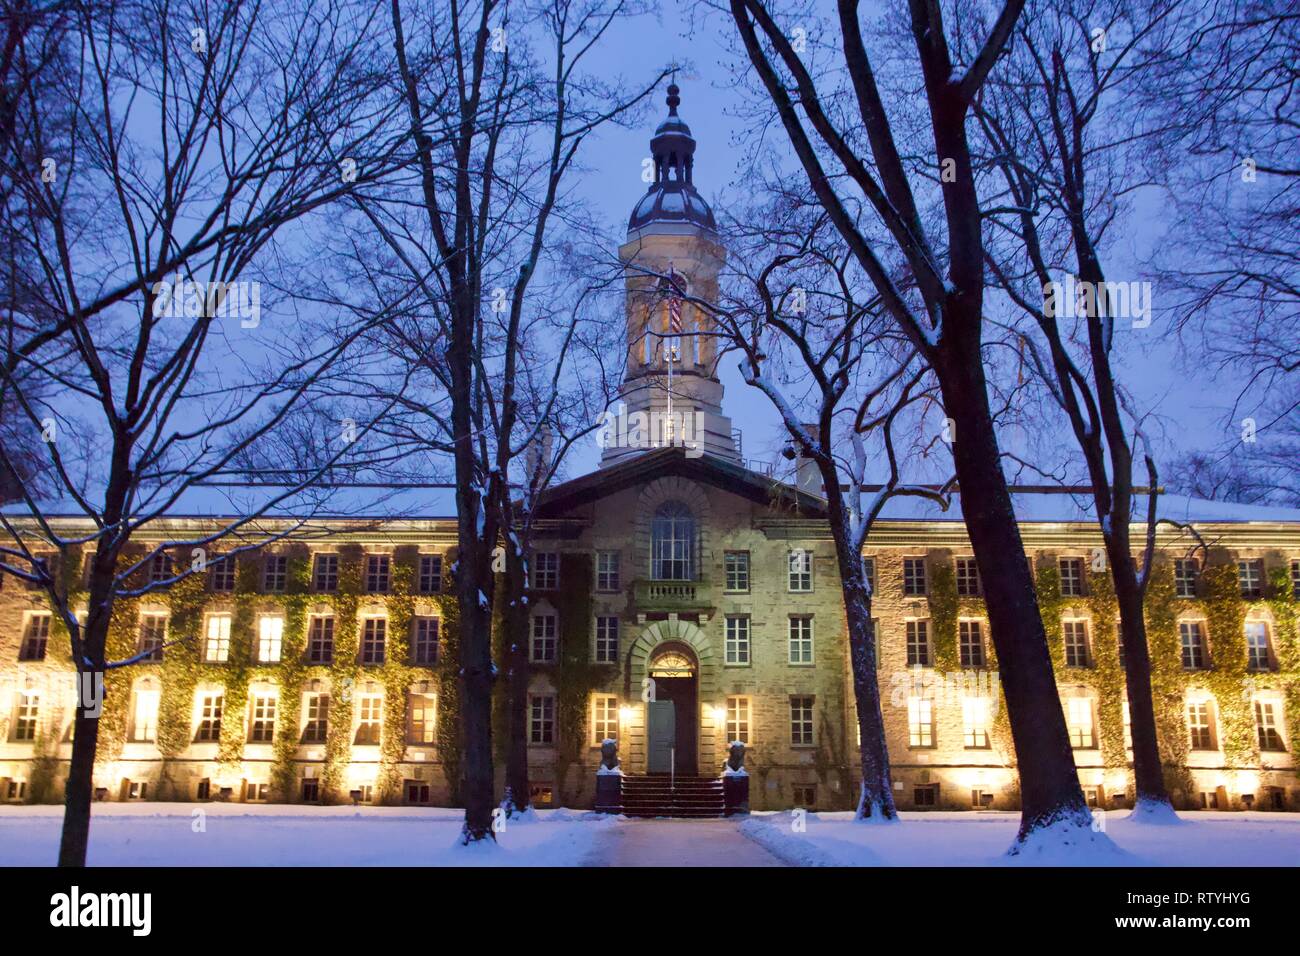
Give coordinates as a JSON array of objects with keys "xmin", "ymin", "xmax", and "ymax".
[
  {"xmin": 412, "ymin": 617, "xmax": 439, "ymax": 665},
  {"xmin": 958, "ymin": 620, "xmax": 985, "ymax": 668},
  {"xmin": 906, "ymin": 620, "xmax": 930, "ymax": 667},
  {"xmin": 788, "ymin": 616, "xmax": 814, "ymax": 665},
  {"xmin": 355, "ymin": 694, "xmax": 383, "ymax": 745},
  {"xmin": 365, "ymin": 554, "xmax": 391, "ymax": 594},
  {"xmin": 1255, "ymin": 700, "xmax": 1285, "ymax": 752},
  {"xmin": 651, "ymin": 502, "xmax": 695, "ymax": 581},
  {"xmin": 1179, "ymin": 621, "xmax": 1208, "ymax": 670},
  {"xmin": 18, "ymin": 613, "xmax": 50, "ymax": 661},
  {"xmin": 962, "ymin": 697, "xmax": 991, "ymax": 749},
  {"xmin": 862, "ymin": 557, "xmax": 876, "ymax": 595},
  {"xmin": 409, "ymin": 691, "xmax": 436, "ymax": 745},
  {"xmin": 1291, "ymin": 559, "xmax": 1300, "ymax": 598},
  {"xmin": 204, "ymin": 614, "xmax": 231, "ymax": 662},
  {"xmin": 302, "ymin": 693, "xmax": 329, "ymax": 743},
  {"xmin": 1066, "ymin": 698, "xmax": 1096, "ymax": 749},
  {"xmin": 907, "ymin": 697, "xmax": 933, "ymax": 748},
  {"xmin": 149, "ymin": 553, "xmax": 174, "ymax": 585},
  {"xmin": 418, "ymin": 554, "xmax": 442, "ymax": 594},
  {"xmin": 12, "ymin": 691, "xmax": 40, "ymax": 741},
  {"xmin": 130, "ymin": 685, "xmax": 160, "ymax": 742},
  {"xmin": 724, "ymin": 551, "xmax": 750, "ymax": 592},
  {"xmin": 595, "ymin": 551, "xmax": 620, "ymax": 592},
  {"xmin": 788, "ymin": 550, "xmax": 812, "ymax": 592},
  {"xmin": 1238, "ymin": 559, "xmax": 1263, "ymax": 599},
  {"xmin": 1059, "ymin": 557, "xmax": 1086, "ymax": 597},
  {"xmin": 955, "ymin": 558, "xmax": 981, "ymax": 597},
  {"xmin": 263, "ymin": 554, "xmax": 287, "ymax": 592},
  {"xmin": 902, "ymin": 557, "xmax": 927, "ymax": 597},
  {"xmin": 209, "ymin": 554, "xmax": 236, "ymax": 592},
  {"xmin": 1063, "ymin": 619, "xmax": 1091, "ymax": 667},
  {"xmin": 195, "ymin": 693, "xmax": 223, "ymax": 742},
  {"xmin": 306, "ymin": 615, "xmax": 334, "ymax": 664},
  {"xmin": 361, "ymin": 618, "xmax": 386, "ymax": 665},
  {"xmin": 138, "ymin": 612, "xmax": 167, "ymax": 662},
  {"xmin": 257, "ymin": 616, "xmax": 284, "ymax": 663},
  {"xmin": 1174, "ymin": 558, "xmax": 1198, "ymax": 598},
  {"xmin": 248, "ymin": 692, "xmax": 277, "ymax": 743},
  {"xmin": 595, "ymin": 616, "xmax": 619, "ymax": 664},
  {"xmin": 530, "ymin": 612, "xmax": 557, "ymax": 663},
  {"xmin": 1245, "ymin": 621, "xmax": 1275, "ymax": 672},
  {"xmin": 533, "ymin": 552, "xmax": 560, "ymax": 589},
  {"xmin": 725, "ymin": 616, "xmax": 750, "ymax": 666},
  {"xmin": 1187, "ymin": 700, "xmax": 1216, "ymax": 750},
  {"xmin": 313, "ymin": 554, "xmax": 339, "ymax": 593}
]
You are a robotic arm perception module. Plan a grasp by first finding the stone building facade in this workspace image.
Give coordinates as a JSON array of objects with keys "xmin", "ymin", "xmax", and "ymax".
[{"xmin": 1, "ymin": 86, "xmax": 1298, "ymax": 813}]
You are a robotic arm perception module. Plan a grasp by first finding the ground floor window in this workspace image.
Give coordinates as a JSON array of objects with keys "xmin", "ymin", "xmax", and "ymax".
[
  {"xmin": 726, "ymin": 696, "xmax": 751, "ymax": 744},
  {"xmin": 301, "ymin": 778, "xmax": 320, "ymax": 803},
  {"xmin": 530, "ymin": 694, "xmax": 555, "ymax": 744},
  {"xmin": 592, "ymin": 694, "xmax": 618, "ymax": 744},
  {"xmin": 789, "ymin": 696, "xmax": 814, "ymax": 746},
  {"xmin": 913, "ymin": 783, "xmax": 938, "ymax": 807},
  {"xmin": 792, "ymin": 784, "xmax": 816, "ymax": 807},
  {"xmin": 404, "ymin": 780, "xmax": 431, "ymax": 805}
]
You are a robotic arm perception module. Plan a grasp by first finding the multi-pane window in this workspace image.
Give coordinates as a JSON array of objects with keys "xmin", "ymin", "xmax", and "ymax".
[
  {"xmin": 195, "ymin": 693, "xmax": 224, "ymax": 742},
  {"xmin": 1238, "ymin": 559, "xmax": 1263, "ymax": 599},
  {"xmin": 150, "ymin": 553, "xmax": 174, "ymax": 584},
  {"xmin": 532, "ymin": 552, "xmax": 559, "ymax": 589},
  {"xmin": 313, "ymin": 554, "xmax": 339, "ymax": 592},
  {"xmin": 595, "ymin": 551, "xmax": 620, "ymax": 592},
  {"xmin": 789, "ymin": 696, "xmax": 814, "ymax": 746},
  {"xmin": 355, "ymin": 694, "xmax": 382, "ymax": 745},
  {"xmin": 862, "ymin": 557, "xmax": 876, "ymax": 595},
  {"xmin": 595, "ymin": 616, "xmax": 619, "ymax": 664},
  {"xmin": 248, "ymin": 693, "xmax": 277, "ymax": 742},
  {"xmin": 409, "ymin": 692, "xmax": 436, "ymax": 744},
  {"xmin": 788, "ymin": 616, "xmax": 814, "ymax": 664},
  {"xmin": 788, "ymin": 550, "xmax": 812, "ymax": 592},
  {"xmin": 914, "ymin": 784, "xmax": 938, "ymax": 807},
  {"xmin": 1066, "ymin": 698, "xmax": 1096, "ymax": 749},
  {"xmin": 1245, "ymin": 621, "xmax": 1274, "ymax": 671},
  {"xmin": 209, "ymin": 555, "xmax": 236, "ymax": 592},
  {"xmin": 651, "ymin": 502, "xmax": 694, "ymax": 580},
  {"xmin": 592, "ymin": 694, "xmax": 618, "ymax": 744},
  {"xmin": 1059, "ymin": 557, "xmax": 1086, "ymax": 597},
  {"xmin": 257, "ymin": 616, "xmax": 284, "ymax": 663},
  {"xmin": 306, "ymin": 615, "xmax": 334, "ymax": 664},
  {"xmin": 365, "ymin": 554, "xmax": 391, "ymax": 593},
  {"xmin": 530, "ymin": 613, "xmax": 557, "ymax": 663},
  {"xmin": 18, "ymin": 613, "xmax": 50, "ymax": 661},
  {"xmin": 726, "ymin": 696, "xmax": 751, "ymax": 744},
  {"xmin": 906, "ymin": 620, "xmax": 930, "ymax": 666},
  {"xmin": 1292, "ymin": 559, "xmax": 1300, "ymax": 599},
  {"xmin": 418, "ymin": 554, "xmax": 442, "ymax": 594},
  {"xmin": 955, "ymin": 558, "xmax": 981, "ymax": 597},
  {"xmin": 13, "ymin": 691, "xmax": 39, "ymax": 741},
  {"xmin": 1187, "ymin": 701, "xmax": 1215, "ymax": 750},
  {"xmin": 138, "ymin": 613, "xmax": 167, "ymax": 662},
  {"xmin": 724, "ymin": 551, "xmax": 750, "ymax": 592},
  {"xmin": 263, "ymin": 554, "xmax": 287, "ymax": 592},
  {"xmin": 203, "ymin": 614, "xmax": 231, "ymax": 662},
  {"xmin": 1063, "ymin": 619, "xmax": 1091, "ymax": 667},
  {"xmin": 902, "ymin": 557, "xmax": 927, "ymax": 596},
  {"xmin": 725, "ymin": 616, "xmax": 751, "ymax": 665},
  {"xmin": 1255, "ymin": 700, "xmax": 1285, "ymax": 752},
  {"xmin": 361, "ymin": 618, "xmax": 386, "ymax": 665},
  {"xmin": 131, "ymin": 686, "xmax": 160, "ymax": 742},
  {"xmin": 1122, "ymin": 701, "xmax": 1132, "ymax": 750},
  {"xmin": 908, "ymin": 697, "xmax": 933, "ymax": 748},
  {"xmin": 301, "ymin": 693, "xmax": 329, "ymax": 743},
  {"xmin": 529, "ymin": 694, "xmax": 555, "ymax": 744},
  {"xmin": 1174, "ymin": 558, "xmax": 1198, "ymax": 598},
  {"xmin": 1179, "ymin": 621, "xmax": 1208, "ymax": 670},
  {"xmin": 962, "ymin": 697, "xmax": 991, "ymax": 749},
  {"xmin": 412, "ymin": 617, "xmax": 439, "ymax": 665},
  {"xmin": 958, "ymin": 620, "xmax": 985, "ymax": 667}
]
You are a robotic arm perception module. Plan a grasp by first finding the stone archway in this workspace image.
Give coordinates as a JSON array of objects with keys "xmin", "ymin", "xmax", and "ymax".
[{"xmin": 625, "ymin": 618, "xmax": 720, "ymax": 776}]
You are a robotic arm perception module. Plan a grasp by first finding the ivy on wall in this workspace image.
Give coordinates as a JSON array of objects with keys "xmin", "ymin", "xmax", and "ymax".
[{"xmin": 552, "ymin": 553, "xmax": 611, "ymax": 802}]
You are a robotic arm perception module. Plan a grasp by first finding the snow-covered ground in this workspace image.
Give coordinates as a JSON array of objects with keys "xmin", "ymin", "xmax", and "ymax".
[
  {"xmin": 739, "ymin": 810, "xmax": 1300, "ymax": 866},
  {"xmin": 2, "ymin": 804, "xmax": 1297, "ymax": 866}
]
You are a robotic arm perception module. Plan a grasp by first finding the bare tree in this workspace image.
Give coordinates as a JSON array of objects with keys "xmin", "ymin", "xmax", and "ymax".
[
  {"xmin": 0, "ymin": 0, "xmax": 406, "ymax": 866},
  {"xmin": 722, "ymin": 0, "xmax": 1100, "ymax": 846}
]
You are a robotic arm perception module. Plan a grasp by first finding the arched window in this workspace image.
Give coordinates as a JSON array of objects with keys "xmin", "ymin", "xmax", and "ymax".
[{"xmin": 652, "ymin": 501, "xmax": 695, "ymax": 580}]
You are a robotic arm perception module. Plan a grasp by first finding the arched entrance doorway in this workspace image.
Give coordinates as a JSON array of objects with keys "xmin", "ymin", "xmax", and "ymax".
[{"xmin": 646, "ymin": 642, "xmax": 698, "ymax": 775}]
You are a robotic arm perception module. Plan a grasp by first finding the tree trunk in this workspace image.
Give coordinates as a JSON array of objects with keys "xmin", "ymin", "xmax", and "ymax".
[
  {"xmin": 502, "ymin": 547, "xmax": 532, "ymax": 815},
  {"xmin": 938, "ymin": 350, "xmax": 1091, "ymax": 840},
  {"xmin": 58, "ymin": 696, "xmax": 102, "ymax": 867}
]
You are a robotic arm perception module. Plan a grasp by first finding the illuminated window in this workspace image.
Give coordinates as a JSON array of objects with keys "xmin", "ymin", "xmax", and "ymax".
[
  {"xmin": 1245, "ymin": 621, "xmax": 1274, "ymax": 671},
  {"xmin": 1187, "ymin": 701, "xmax": 1215, "ymax": 750},
  {"xmin": 959, "ymin": 620, "xmax": 985, "ymax": 667},
  {"xmin": 725, "ymin": 616, "xmax": 750, "ymax": 665},
  {"xmin": 360, "ymin": 618, "xmax": 386, "ymax": 665},
  {"xmin": 1179, "ymin": 621, "xmax": 1208, "ymax": 670},
  {"xmin": 409, "ymin": 691, "xmax": 436, "ymax": 744},
  {"xmin": 203, "ymin": 614, "xmax": 231, "ymax": 663},
  {"xmin": 529, "ymin": 694, "xmax": 555, "ymax": 744},
  {"xmin": 1066, "ymin": 697, "xmax": 1096, "ymax": 749},
  {"xmin": 1059, "ymin": 557, "xmax": 1086, "ymax": 597},
  {"xmin": 592, "ymin": 694, "xmax": 618, "ymax": 744},
  {"xmin": 138, "ymin": 612, "xmax": 167, "ymax": 662},
  {"xmin": 195, "ymin": 693, "xmax": 223, "ymax": 742},
  {"xmin": 307, "ymin": 615, "xmax": 334, "ymax": 664},
  {"xmin": 955, "ymin": 557, "xmax": 981, "ymax": 597},
  {"xmin": 529, "ymin": 612, "xmax": 556, "ymax": 663},
  {"xmin": 248, "ymin": 692, "xmax": 277, "ymax": 742},
  {"xmin": 726, "ymin": 696, "xmax": 751, "ymax": 744},
  {"xmin": 788, "ymin": 616, "xmax": 814, "ymax": 665},
  {"xmin": 595, "ymin": 616, "xmax": 619, "ymax": 664},
  {"xmin": 908, "ymin": 697, "xmax": 933, "ymax": 748},
  {"xmin": 724, "ymin": 551, "xmax": 749, "ymax": 592},
  {"xmin": 1255, "ymin": 700, "xmax": 1285, "ymax": 752},
  {"xmin": 533, "ymin": 551, "xmax": 560, "ymax": 589},
  {"xmin": 257, "ymin": 615, "xmax": 284, "ymax": 663},
  {"xmin": 418, "ymin": 554, "xmax": 443, "ymax": 594},
  {"xmin": 596, "ymin": 551, "xmax": 621, "ymax": 591},
  {"xmin": 906, "ymin": 620, "xmax": 930, "ymax": 666},
  {"xmin": 1063, "ymin": 619, "xmax": 1091, "ymax": 667},
  {"xmin": 1122, "ymin": 701, "xmax": 1132, "ymax": 750},
  {"xmin": 131, "ymin": 686, "xmax": 160, "ymax": 742},
  {"xmin": 355, "ymin": 694, "xmax": 383, "ymax": 745},
  {"xmin": 13, "ymin": 691, "xmax": 40, "ymax": 741},
  {"xmin": 18, "ymin": 613, "xmax": 50, "ymax": 661},
  {"xmin": 903, "ymin": 557, "xmax": 927, "ymax": 596},
  {"xmin": 412, "ymin": 617, "xmax": 439, "ymax": 665},
  {"xmin": 962, "ymin": 697, "xmax": 991, "ymax": 749},
  {"xmin": 788, "ymin": 549, "xmax": 812, "ymax": 592},
  {"xmin": 790, "ymin": 696, "xmax": 814, "ymax": 746}
]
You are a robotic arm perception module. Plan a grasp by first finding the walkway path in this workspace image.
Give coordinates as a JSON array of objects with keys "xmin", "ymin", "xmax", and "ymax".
[{"xmin": 584, "ymin": 817, "xmax": 787, "ymax": 866}]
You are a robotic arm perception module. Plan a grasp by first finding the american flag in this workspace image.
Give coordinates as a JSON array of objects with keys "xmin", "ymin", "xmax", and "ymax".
[{"xmin": 668, "ymin": 293, "xmax": 682, "ymax": 335}]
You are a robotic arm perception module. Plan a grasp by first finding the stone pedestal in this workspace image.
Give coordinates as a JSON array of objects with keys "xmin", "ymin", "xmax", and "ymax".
[
  {"xmin": 595, "ymin": 773, "xmax": 623, "ymax": 814},
  {"xmin": 723, "ymin": 774, "xmax": 749, "ymax": 815}
]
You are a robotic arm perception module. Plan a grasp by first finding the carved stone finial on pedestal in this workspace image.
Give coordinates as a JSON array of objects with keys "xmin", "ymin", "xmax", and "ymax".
[
  {"xmin": 727, "ymin": 741, "xmax": 745, "ymax": 773},
  {"xmin": 600, "ymin": 738, "xmax": 621, "ymax": 773}
]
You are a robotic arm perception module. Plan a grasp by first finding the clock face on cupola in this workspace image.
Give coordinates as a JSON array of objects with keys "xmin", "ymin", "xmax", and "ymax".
[{"xmin": 604, "ymin": 84, "xmax": 739, "ymax": 468}]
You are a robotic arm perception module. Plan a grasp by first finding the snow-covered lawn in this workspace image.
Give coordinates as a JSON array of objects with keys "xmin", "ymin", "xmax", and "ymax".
[
  {"xmin": 0, "ymin": 804, "xmax": 615, "ymax": 867},
  {"xmin": 739, "ymin": 809, "xmax": 1300, "ymax": 866},
  {"xmin": 3, "ymin": 804, "xmax": 1297, "ymax": 866}
]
